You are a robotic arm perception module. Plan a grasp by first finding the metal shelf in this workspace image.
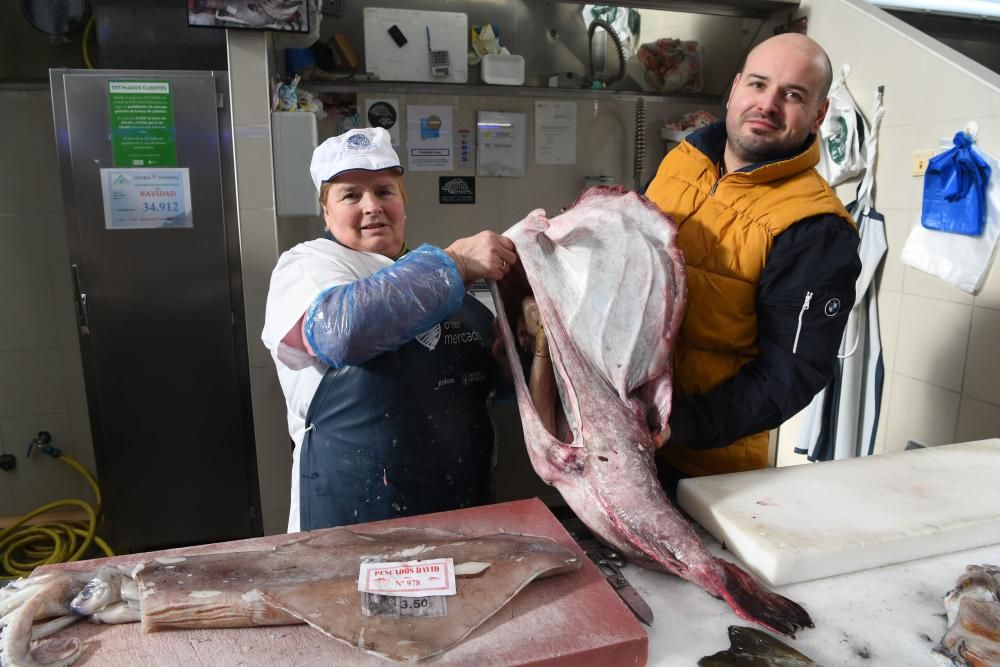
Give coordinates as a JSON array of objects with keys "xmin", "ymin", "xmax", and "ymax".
[
  {"xmin": 300, "ymin": 79, "xmax": 721, "ymax": 105},
  {"xmin": 533, "ymin": 0, "xmax": 799, "ymax": 20},
  {"xmin": 0, "ymin": 79, "xmax": 50, "ymax": 91}
]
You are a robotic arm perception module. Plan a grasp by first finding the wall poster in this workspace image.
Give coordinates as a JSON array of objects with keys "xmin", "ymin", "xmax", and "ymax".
[{"xmin": 477, "ymin": 111, "xmax": 526, "ymax": 177}]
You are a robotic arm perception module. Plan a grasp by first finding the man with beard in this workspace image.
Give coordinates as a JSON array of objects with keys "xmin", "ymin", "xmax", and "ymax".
[{"xmin": 645, "ymin": 33, "xmax": 861, "ymax": 487}]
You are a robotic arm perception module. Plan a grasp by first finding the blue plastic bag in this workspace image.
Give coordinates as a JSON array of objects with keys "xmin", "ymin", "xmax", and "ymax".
[{"xmin": 921, "ymin": 131, "xmax": 991, "ymax": 236}]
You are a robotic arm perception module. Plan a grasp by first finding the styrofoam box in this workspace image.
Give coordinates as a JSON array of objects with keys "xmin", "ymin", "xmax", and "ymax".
[{"xmin": 482, "ymin": 54, "xmax": 525, "ymax": 86}]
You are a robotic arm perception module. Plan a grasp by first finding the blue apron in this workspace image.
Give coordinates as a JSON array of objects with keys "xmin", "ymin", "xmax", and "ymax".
[{"xmin": 299, "ymin": 295, "xmax": 498, "ymax": 530}]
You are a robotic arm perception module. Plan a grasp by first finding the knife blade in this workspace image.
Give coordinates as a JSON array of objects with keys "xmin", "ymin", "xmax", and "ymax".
[{"xmin": 587, "ymin": 550, "xmax": 654, "ymax": 626}]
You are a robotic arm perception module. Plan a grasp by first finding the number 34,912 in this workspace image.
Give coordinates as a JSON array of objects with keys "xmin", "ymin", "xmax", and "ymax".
[{"xmin": 142, "ymin": 201, "xmax": 180, "ymax": 213}]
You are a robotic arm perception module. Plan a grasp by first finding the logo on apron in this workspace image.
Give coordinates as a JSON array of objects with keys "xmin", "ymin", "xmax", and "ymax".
[{"xmin": 415, "ymin": 324, "xmax": 442, "ymax": 350}]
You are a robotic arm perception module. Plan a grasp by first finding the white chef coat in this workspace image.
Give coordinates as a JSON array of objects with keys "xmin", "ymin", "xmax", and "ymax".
[{"xmin": 261, "ymin": 238, "xmax": 393, "ymax": 532}]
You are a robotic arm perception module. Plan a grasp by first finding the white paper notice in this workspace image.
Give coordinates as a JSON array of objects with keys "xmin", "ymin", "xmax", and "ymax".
[
  {"xmin": 100, "ymin": 168, "xmax": 192, "ymax": 229},
  {"xmin": 406, "ymin": 105, "xmax": 454, "ymax": 171},
  {"xmin": 534, "ymin": 101, "xmax": 577, "ymax": 165},
  {"xmin": 357, "ymin": 558, "xmax": 456, "ymax": 597},
  {"xmin": 477, "ymin": 111, "xmax": 526, "ymax": 177}
]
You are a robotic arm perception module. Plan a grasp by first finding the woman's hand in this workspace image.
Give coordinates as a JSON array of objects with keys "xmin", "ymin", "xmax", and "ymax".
[
  {"xmin": 444, "ymin": 231, "xmax": 517, "ymax": 283},
  {"xmin": 652, "ymin": 426, "xmax": 671, "ymax": 449}
]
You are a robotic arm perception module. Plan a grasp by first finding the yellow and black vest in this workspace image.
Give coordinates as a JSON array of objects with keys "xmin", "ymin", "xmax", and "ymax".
[{"xmin": 646, "ymin": 127, "xmax": 854, "ymax": 476}]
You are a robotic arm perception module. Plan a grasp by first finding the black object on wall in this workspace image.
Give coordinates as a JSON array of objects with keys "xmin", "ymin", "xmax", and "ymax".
[{"xmin": 93, "ymin": 0, "xmax": 227, "ymax": 70}]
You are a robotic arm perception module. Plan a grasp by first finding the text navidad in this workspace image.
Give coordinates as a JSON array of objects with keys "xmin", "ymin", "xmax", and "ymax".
[{"xmin": 140, "ymin": 188, "xmax": 181, "ymax": 213}]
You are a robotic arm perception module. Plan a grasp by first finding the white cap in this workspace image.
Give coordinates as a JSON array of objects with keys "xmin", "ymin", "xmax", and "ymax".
[{"xmin": 309, "ymin": 127, "xmax": 403, "ymax": 191}]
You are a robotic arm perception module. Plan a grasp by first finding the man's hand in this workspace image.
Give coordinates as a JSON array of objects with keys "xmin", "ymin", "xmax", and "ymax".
[
  {"xmin": 516, "ymin": 296, "xmax": 542, "ymax": 352},
  {"xmin": 444, "ymin": 231, "xmax": 517, "ymax": 283}
]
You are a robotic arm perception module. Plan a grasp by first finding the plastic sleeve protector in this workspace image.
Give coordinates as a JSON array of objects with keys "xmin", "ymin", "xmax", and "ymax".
[{"xmin": 303, "ymin": 244, "xmax": 466, "ymax": 369}]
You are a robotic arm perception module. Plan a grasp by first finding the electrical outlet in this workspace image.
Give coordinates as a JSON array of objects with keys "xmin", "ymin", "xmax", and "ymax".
[{"xmin": 913, "ymin": 149, "xmax": 934, "ymax": 176}]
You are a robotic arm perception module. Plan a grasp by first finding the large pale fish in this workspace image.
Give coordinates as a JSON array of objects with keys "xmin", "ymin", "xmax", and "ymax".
[
  {"xmin": 491, "ymin": 185, "xmax": 813, "ymax": 637},
  {"xmin": 0, "ymin": 528, "xmax": 579, "ymax": 665},
  {"xmin": 136, "ymin": 527, "xmax": 579, "ymax": 661}
]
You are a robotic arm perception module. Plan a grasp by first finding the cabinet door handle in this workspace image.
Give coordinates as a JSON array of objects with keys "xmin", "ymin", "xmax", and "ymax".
[{"xmin": 70, "ymin": 264, "xmax": 91, "ymax": 335}]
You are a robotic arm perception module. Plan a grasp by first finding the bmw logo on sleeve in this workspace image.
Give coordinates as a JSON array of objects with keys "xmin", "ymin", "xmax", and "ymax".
[{"xmin": 824, "ymin": 298, "xmax": 842, "ymax": 317}]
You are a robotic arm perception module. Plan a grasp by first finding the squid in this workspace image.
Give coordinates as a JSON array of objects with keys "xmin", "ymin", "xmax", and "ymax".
[{"xmin": 0, "ymin": 527, "xmax": 579, "ymax": 666}]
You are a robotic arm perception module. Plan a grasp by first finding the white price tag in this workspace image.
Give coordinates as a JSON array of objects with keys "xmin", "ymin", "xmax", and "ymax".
[
  {"xmin": 358, "ymin": 558, "xmax": 456, "ymax": 597},
  {"xmin": 361, "ymin": 592, "xmax": 448, "ymax": 618}
]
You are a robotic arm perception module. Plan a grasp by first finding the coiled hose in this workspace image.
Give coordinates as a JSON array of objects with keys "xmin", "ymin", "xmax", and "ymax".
[
  {"xmin": 587, "ymin": 17, "xmax": 626, "ymax": 86},
  {"xmin": 0, "ymin": 434, "xmax": 113, "ymax": 579},
  {"xmin": 634, "ymin": 96, "xmax": 646, "ymax": 192},
  {"xmin": 81, "ymin": 14, "xmax": 95, "ymax": 69}
]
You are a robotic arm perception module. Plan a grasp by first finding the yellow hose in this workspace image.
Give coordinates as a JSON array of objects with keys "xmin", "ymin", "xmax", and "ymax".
[
  {"xmin": 81, "ymin": 15, "xmax": 95, "ymax": 69},
  {"xmin": 0, "ymin": 454, "xmax": 113, "ymax": 579}
]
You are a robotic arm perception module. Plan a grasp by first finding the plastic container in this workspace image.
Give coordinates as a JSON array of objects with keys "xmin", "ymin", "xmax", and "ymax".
[{"xmin": 482, "ymin": 54, "xmax": 525, "ymax": 86}]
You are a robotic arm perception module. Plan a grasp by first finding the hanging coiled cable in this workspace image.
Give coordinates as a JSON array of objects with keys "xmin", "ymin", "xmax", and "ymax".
[
  {"xmin": 633, "ymin": 96, "xmax": 646, "ymax": 192},
  {"xmin": 0, "ymin": 433, "xmax": 113, "ymax": 579}
]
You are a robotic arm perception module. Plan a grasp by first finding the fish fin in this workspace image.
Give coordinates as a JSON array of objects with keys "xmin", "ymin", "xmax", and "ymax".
[
  {"xmin": 698, "ymin": 626, "xmax": 819, "ymax": 666},
  {"xmin": 715, "ymin": 560, "xmax": 813, "ymax": 638}
]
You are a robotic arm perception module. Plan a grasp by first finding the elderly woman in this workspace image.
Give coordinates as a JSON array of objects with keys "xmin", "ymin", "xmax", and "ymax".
[{"xmin": 262, "ymin": 127, "xmax": 516, "ymax": 532}]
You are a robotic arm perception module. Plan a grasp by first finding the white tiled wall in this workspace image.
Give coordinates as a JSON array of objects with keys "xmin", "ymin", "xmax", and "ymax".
[
  {"xmin": 964, "ymin": 306, "xmax": 1000, "ymax": 405},
  {"xmin": 775, "ymin": 0, "xmax": 1000, "ymax": 460},
  {"xmin": 0, "ymin": 90, "xmax": 93, "ymax": 514}
]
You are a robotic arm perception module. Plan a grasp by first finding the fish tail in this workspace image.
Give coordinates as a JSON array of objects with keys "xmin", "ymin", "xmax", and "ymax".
[{"xmin": 715, "ymin": 559, "xmax": 813, "ymax": 638}]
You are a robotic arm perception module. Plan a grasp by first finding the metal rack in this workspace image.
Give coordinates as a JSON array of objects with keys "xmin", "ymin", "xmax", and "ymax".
[
  {"xmin": 533, "ymin": 0, "xmax": 799, "ymax": 20},
  {"xmin": 300, "ymin": 78, "xmax": 721, "ymax": 104},
  {"xmin": 298, "ymin": 0, "xmax": 801, "ymax": 99}
]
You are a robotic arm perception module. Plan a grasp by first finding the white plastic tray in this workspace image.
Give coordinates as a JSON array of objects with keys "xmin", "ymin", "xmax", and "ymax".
[{"xmin": 482, "ymin": 54, "xmax": 525, "ymax": 86}]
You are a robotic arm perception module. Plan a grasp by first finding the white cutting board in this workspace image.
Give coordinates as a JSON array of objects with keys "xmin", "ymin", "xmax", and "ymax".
[{"xmin": 677, "ymin": 439, "xmax": 1000, "ymax": 586}]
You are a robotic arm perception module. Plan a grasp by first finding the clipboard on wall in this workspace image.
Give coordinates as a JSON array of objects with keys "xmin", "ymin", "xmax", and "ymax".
[{"xmin": 363, "ymin": 8, "xmax": 468, "ymax": 83}]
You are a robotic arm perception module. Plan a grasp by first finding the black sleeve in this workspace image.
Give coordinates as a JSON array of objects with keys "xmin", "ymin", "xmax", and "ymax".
[{"xmin": 668, "ymin": 214, "xmax": 862, "ymax": 450}]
